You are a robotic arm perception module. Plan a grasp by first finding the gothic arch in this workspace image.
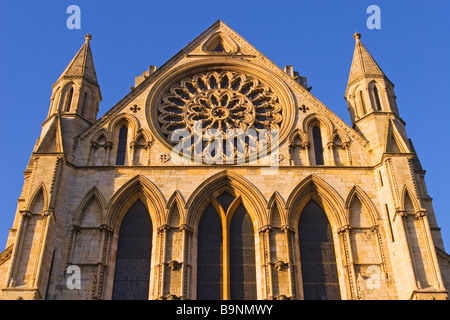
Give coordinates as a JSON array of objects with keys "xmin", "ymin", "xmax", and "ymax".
[
  {"xmin": 105, "ymin": 175, "xmax": 165, "ymax": 227},
  {"xmin": 351, "ymin": 85, "xmax": 368, "ymax": 117},
  {"xmin": 368, "ymin": 80, "xmax": 383, "ymax": 111},
  {"xmin": 25, "ymin": 183, "xmax": 48, "ymax": 213},
  {"xmin": 190, "ymin": 175, "xmax": 259, "ymax": 300},
  {"xmin": 344, "ymin": 185, "xmax": 380, "ymax": 225},
  {"xmin": 267, "ymin": 191, "xmax": 286, "ymax": 226},
  {"xmin": 330, "ymin": 130, "xmax": 350, "ymax": 145},
  {"xmin": 50, "ymin": 86, "xmax": 62, "ymax": 115},
  {"xmin": 134, "ymin": 128, "xmax": 154, "ymax": 144},
  {"xmin": 185, "ymin": 170, "xmax": 267, "ymax": 228},
  {"xmin": 166, "ymin": 190, "xmax": 186, "ymax": 226},
  {"xmin": 59, "ymin": 81, "xmax": 77, "ymax": 112},
  {"xmin": 286, "ymin": 175, "xmax": 347, "ymax": 300},
  {"xmin": 202, "ymin": 31, "xmax": 239, "ymax": 53},
  {"xmin": 107, "ymin": 113, "xmax": 140, "ymax": 142},
  {"xmin": 91, "ymin": 129, "xmax": 108, "ymax": 144},
  {"xmin": 79, "ymin": 88, "xmax": 91, "ymax": 117},
  {"xmin": 400, "ymin": 185, "xmax": 422, "ymax": 213},
  {"xmin": 111, "ymin": 199, "xmax": 153, "ymax": 300},
  {"xmin": 61, "ymin": 81, "xmax": 77, "ymax": 92},
  {"xmin": 72, "ymin": 187, "xmax": 106, "ymax": 225},
  {"xmin": 302, "ymin": 113, "xmax": 334, "ymax": 142},
  {"xmin": 286, "ymin": 174, "xmax": 346, "ymax": 230},
  {"xmin": 288, "ymin": 128, "xmax": 307, "ymax": 144}
]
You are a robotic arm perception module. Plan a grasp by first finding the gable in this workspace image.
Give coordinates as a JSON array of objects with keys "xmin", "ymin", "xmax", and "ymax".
[
  {"xmin": 36, "ymin": 116, "xmax": 63, "ymax": 153},
  {"xmin": 385, "ymin": 118, "xmax": 411, "ymax": 154},
  {"xmin": 78, "ymin": 20, "xmax": 369, "ymax": 165}
]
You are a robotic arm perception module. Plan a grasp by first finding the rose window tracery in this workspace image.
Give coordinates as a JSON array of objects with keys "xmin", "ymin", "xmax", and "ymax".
[{"xmin": 156, "ymin": 70, "xmax": 285, "ymax": 162}]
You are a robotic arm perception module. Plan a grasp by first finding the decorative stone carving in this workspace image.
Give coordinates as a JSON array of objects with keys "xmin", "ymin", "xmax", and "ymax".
[
  {"xmin": 160, "ymin": 153, "xmax": 171, "ymax": 163},
  {"xmin": 337, "ymin": 224, "xmax": 351, "ymax": 234},
  {"xmin": 280, "ymin": 224, "xmax": 295, "ymax": 233},
  {"xmin": 179, "ymin": 224, "xmax": 193, "ymax": 233},
  {"xmin": 157, "ymin": 224, "xmax": 170, "ymax": 233},
  {"xmin": 155, "ymin": 70, "xmax": 285, "ymax": 162},
  {"xmin": 258, "ymin": 224, "xmax": 273, "ymax": 234},
  {"xmin": 168, "ymin": 260, "xmax": 181, "ymax": 271},
  {"xmin": 19, "ymin": 210, "xmax": 32, "ymax": 219},
  {"xmin": 299, "ymin": 105, "xmax": 309, "ymax": 113},
  {"xmin": 274, "ymin": 260, "xmax": 288, "ymax": 271},
  {"xmin": 415, "ymin": 210, "xmax": 427, "ymax": 219},
  {"xmin": 130, "ymin": 105, "xmax": 141, "ymax": 113},
  {"xmin": 159, "ymin": 71, "xmax": 282, "ymax": 135}
]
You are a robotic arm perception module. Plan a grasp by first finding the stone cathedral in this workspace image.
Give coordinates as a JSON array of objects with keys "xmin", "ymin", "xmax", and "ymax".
[{"xmin": 1, "ymin": 21, "xmax": 449, "ymax": 300}]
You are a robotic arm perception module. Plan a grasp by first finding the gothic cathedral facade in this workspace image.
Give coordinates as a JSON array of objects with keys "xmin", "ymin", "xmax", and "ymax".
[{"xmin": 1, "ymin": 21, "xmax": 449, "ymax": 300}]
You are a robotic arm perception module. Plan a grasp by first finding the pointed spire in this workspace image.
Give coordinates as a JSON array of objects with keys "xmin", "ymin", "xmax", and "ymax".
[
  {"xmin": 347, "ymin": 33, "xmax": 387, "ymax": 88},
  {"xmin": 55, "ymin": 33, "xmax": 99, "ymax": 86}
]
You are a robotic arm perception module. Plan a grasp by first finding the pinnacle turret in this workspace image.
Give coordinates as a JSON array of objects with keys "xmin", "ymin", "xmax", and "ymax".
[
  {"xmin": 55, "ymin": 34, "xmax": 99, "ymax": 88},
  {"xmin": 346, "ymin": 33, "xmax": 389, "ymax": 92}
]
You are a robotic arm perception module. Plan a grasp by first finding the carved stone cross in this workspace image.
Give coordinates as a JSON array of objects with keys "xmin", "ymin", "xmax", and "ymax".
[
  {"xmin": 299, "ymin": 105, "xmax": 309, "ymax": 113},
  {"xmin": 130, "ymin": 105, "xmax": 141, "ymax": 113}
]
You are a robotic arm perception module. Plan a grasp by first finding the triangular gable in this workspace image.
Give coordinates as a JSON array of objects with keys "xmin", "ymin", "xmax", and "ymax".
[
  {"xmin": 385, "ymin": 119, "xmax": 410, "ymax": 154},
  {"xmin": 79, "ymin": 20, "xmax": 368, "ymax": 147},
  {"xmin": 36, "ymin": 115, "xmax": 64, "ymax": 153}
]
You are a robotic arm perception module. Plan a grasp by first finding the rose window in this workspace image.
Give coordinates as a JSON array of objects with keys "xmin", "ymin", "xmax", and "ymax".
[{"xmin": 156, "ymin": 70, "xmax": 284, "ymax": 162}]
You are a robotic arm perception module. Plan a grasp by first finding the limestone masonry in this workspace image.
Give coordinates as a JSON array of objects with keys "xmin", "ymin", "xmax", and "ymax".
[{"xmin": 1, "ymin": 21, "xmax": 449, "ymax": 300}]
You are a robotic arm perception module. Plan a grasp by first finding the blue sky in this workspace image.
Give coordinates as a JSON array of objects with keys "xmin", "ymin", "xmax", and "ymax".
[{"xmin": 0, "ymin": 0, "xmax": 449, "ymax": 251}]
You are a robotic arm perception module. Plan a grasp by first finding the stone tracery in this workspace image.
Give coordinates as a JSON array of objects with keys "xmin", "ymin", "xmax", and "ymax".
[{"xmin": 157, "ymin": 70, "xmax": 283, "ymax": 161}]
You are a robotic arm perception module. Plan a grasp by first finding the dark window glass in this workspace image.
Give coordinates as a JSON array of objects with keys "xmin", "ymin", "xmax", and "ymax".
[
  {"xmin": 216, "ymin": 192, "xmax": 235, "ymax": 213},
  {"xmin": 229, "ymin": 204, "xmax": 256, "ymax": 300},
  {"xmin": 197, "ymin": 204, "xmax": 223, "ymax": 300},
  {"xmin": 373, "ymin": 86, "xmax": 382, "ymax": 110},
  {"xmin": 312, "ymin": 126, "xmax": 324, "ymax": 165},
  {"xmin": 359, "ymin": 90, "xmax": 366, "ymax": 114},
  {"xmin": 116, "ymin": 126, "xmax": 128, "ymax": 165},
  {"xmin": 298, "ymin": 200, "xmax": 340, "ymax": 300},
  {"xmin": 112, "ymin": 200, "xmax": 152, "ymax": 300},
  {"xmin": 65, "ymin": 87, "xmax": 74, "ymax": 112},
  {"xmin": 80, "ymin": 92, "xmax": 88, "ymax": 117},
  {"xmin": 213, "ymin": 42, "xmax": 225, "ymax": 52}
]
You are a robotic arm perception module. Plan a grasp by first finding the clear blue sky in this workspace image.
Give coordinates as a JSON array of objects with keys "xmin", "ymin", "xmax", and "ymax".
[{"xmin": 0, "ymin": 0, "xmax": 449, "ymax": 251}]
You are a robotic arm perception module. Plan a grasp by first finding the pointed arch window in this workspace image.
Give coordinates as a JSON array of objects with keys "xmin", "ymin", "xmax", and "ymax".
[
  {"xmin": 298, "ymin": 200, "xmax": 340, "ymax": 300},
  {"xmin": 112, "ymin": 200, "xmax": 152, "ymax": 300},
  {"xmin": 196, "ymin": 192, "xmax": 256, "ymax": 300},
  {"xmin": 229, "ymin": 203, "xmax": 256, "ymax": 300},
  {"xmin": 359, "ymin": 90, "xmax": 367, "ymax": 115},
  {"xmin": 116, "ymin": 126, "xmax": 128, "ymax": 165},
  {"xmin": 292, "ymin": 135, "xmax": 304, "ymax": 166},
  {"xmin": 312, "ymin": 126, "xmax": 324, "ymax": 165},
  {"xmin": 65, "ymin": 87, "xmax": 74, "ymax": 112},
  {"xmin": 373, "ymin": 85, "xmax": 382, "ymax": 111},
  {"xmin": 197, "ymin": 204, "xmax": 223, "ymax": 300}
]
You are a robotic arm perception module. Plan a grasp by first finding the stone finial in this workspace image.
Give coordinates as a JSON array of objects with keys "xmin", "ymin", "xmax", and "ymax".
[
  {"xmin": 85, "ymin": 33, "xmax": 92, "ymax": 43},
  {"xmin": 353, "ymin": 32, "xmax": 361, "ymax": 40}
]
